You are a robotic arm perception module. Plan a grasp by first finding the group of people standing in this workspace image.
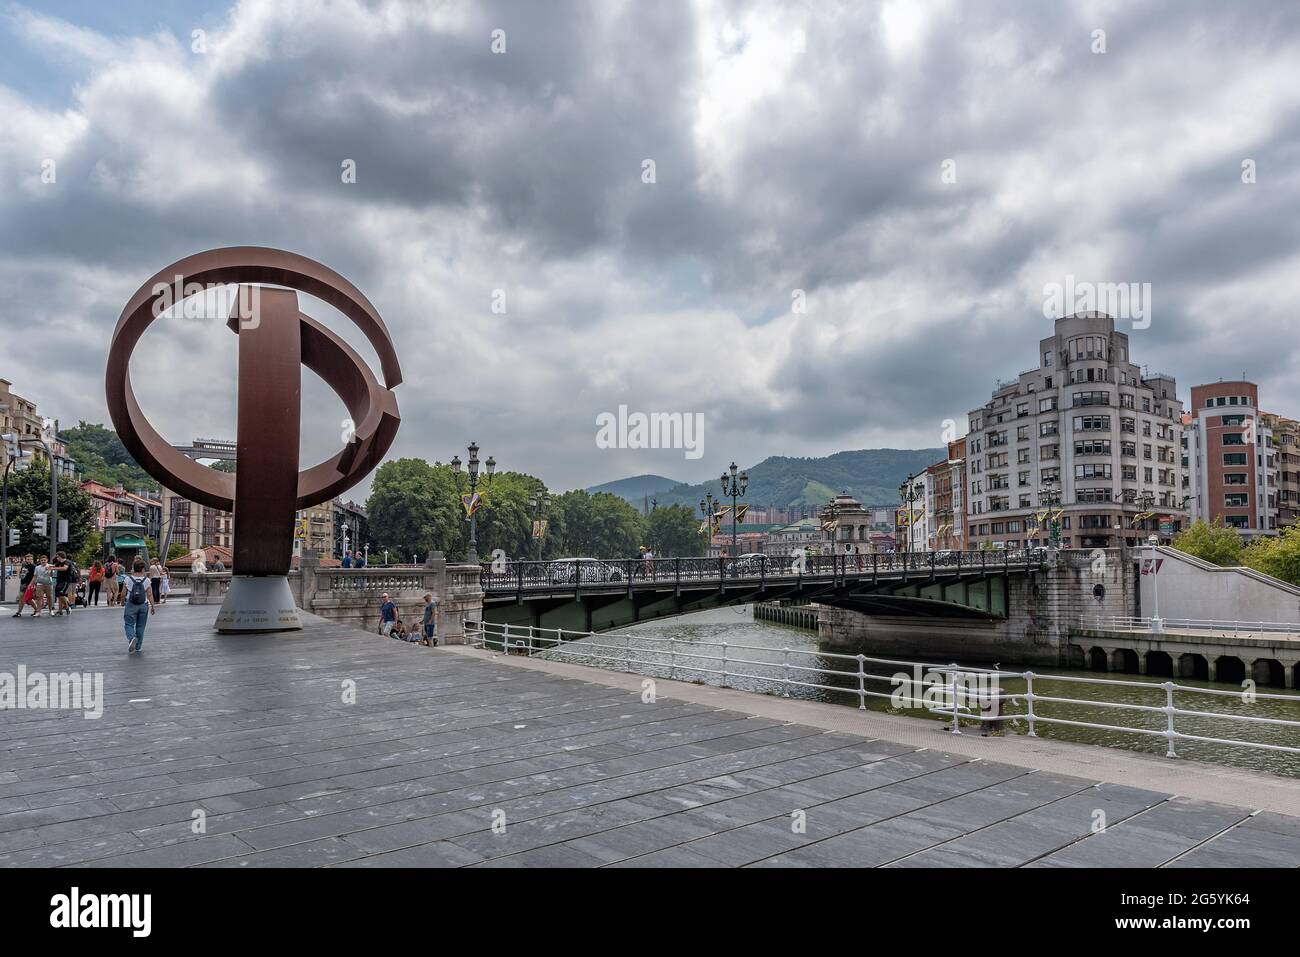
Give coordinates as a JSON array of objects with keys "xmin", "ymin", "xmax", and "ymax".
[
  {"xmin": 378, "ymin": 590, "xmax": 438, "ymax": 646},
  {"xmin": 341, "ymin": 550, "xmax": 367, "ymax": 568},
  {"xmin": 11, "ymin": 552, "xmax": 80, "ymax": 616}
]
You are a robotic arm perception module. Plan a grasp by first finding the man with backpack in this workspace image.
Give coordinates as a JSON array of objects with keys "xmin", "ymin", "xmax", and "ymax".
[{"xmin": 123, "ymin": 557, "xmax": 156, "ymax": 654}]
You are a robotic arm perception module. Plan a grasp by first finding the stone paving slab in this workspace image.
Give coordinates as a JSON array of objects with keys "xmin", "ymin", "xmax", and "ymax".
[{"xmin": 0, "ymin": 602, "xmax": 1295, "ymax": 868}]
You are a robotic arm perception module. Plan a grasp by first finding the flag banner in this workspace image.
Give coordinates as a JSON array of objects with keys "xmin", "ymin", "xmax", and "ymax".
[
  {"xmin": 531, "ymin": 519, "xmax": 548, "ymax": 539},
  {"xmin": 461, "ymin": 492, "xmax": 482, "ymax": 518},
  {"xmin": 734, "ymin": 504, "xmax": 749, "ymax": 523},
  {"xmin": 821, "ymin": 520, "xmax": 836, "ymax": 532}
]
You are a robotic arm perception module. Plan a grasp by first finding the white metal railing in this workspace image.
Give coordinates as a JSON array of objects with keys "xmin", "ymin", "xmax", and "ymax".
[
  {"xmin": 465, "ymin": 620, "xmax": 1300, "ymax": 761},
  {"xmin": 1083, "ymin": 615, "xmax": 1300, "ymax": 636}
]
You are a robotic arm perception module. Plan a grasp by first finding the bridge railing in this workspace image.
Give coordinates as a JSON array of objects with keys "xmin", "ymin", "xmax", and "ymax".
[
  {"xmin": 479, "ymin": 550, "xmax": 1038, "ymax": 593},
  {"xmin": 1082, "ymin": 615, "xmax": 1300, "ymax": 636},
  {"xmin": 465, "ymin": 620, "xmax": 1300, "ymax": 762}
]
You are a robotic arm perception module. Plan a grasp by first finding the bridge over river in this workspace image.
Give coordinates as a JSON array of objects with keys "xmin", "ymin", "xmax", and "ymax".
[
  {"xmin": 1, "ymin": 602, "xmax": 1296, "ymax": 868},
  {"xmin": 480, "ymin": 551, "xmax": 1032, "ymax": 633}
]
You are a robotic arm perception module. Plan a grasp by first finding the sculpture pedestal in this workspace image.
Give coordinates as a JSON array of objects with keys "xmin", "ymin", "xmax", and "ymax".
[{"xmin": 216, "ymin": 575, "xmax": 301, "ymax": 632}]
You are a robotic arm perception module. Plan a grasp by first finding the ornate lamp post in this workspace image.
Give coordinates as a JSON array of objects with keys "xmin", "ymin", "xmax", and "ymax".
[
  {"xmin": 698, "ymin": 493, "xmax": 715, "ymax": 553},
  {"xmin": 1038, "ymin": 484, "xmax": 1062, "ymax": 547},
  {"xmin": 898, "ymin": 475, "xmax": 921, "ymax": 553},
  {"xmin": 452, "ymin": 442, "xmax": 495, "ymax": 564},
  {"xmin": 720, "ymin": 462, "xmax": 748, "ymax": 559},
  {"xmin": 531, "ymin": 489, "xmax": 548, "ymax": 561}
]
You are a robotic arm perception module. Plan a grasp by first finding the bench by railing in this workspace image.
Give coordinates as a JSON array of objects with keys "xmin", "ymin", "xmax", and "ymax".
[{"xmin": 466, "ymin": 620, "xmax": 1300, "ymax": 761}]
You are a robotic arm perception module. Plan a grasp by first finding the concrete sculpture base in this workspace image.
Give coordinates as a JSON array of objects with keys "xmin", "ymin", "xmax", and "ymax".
[{"xmin": 215, "ymin": 576, "xmax": 302, "ymax": 632}]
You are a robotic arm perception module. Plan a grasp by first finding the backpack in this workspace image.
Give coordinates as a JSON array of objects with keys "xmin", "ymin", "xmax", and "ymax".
[{"xmin": 127, "ymin": 575, "xmax": 148, "ymax": 606}]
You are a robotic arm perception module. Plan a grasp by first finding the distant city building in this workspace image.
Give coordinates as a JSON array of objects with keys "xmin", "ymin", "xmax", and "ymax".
[
  {"xmin": 965, "ymin": 312, "xmax": 1187, "ymax": 550},
  {"xmin": 1184, "ymin": 381, "xmax": 1297, "ymax": 538},
  {"xmin": 81, "ymin": 480, "xmax": 162, "ymax": 541},
  {"xmin": 821, "ymin": 492, "xmax": 879, "ymax": 554},
  {"xmin": 926, "ymin": 438, "xmax": 966, "ymax": 550},
  {"xmin": 0, "ymin": 379, "xmax": 75, "ymax": 477},
  {"xmin": 767, "ymin": 518, "xmax": 823, "ymax": 555},
  {"xmin": 332, "ymin": 498, "xmax": 369, "ymax": 557}
]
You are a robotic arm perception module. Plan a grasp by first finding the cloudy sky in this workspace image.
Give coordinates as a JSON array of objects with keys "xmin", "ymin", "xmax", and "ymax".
[{"xmin": 2, "ymin": 0, "xmax": 1299, "ymax": 494}]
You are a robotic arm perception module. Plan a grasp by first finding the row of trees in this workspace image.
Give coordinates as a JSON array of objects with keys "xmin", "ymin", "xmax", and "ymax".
[
  {"xmin": 1172, "ymin": 518, "xmax": 1300, "ymax": 586},
  {"xmin": 365, "ymin": 458, "xmax": 706, "ymax": 562}
]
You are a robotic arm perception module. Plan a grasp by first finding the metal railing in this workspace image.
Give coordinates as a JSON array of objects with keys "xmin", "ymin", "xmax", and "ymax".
[
  {"xmin": 1083, "ymin": 615, "xmax": 1300, "ymax": 636},
  {"xmin": 478, "ymin": 550, "xmax": 1040, "ymax": 594},
  {"xmin": 465, "ymin": 620, "xmax": 1300, "ymax": 761}
]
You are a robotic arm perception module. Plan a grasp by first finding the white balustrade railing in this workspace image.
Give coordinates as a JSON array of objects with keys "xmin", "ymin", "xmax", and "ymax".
[
  {"xmin": 1083, "ymin": 615, "xmax": 1300, "ymax": 636},
  {"xmin": 465, "ymin": 620, "xmax": 1300, "ymax": 761}
]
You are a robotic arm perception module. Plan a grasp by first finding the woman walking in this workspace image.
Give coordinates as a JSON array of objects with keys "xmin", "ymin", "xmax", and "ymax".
[
  {"xmin": 122, "ymin": 557, "xmax": 156, "ymax": 654},
  {"xmin": 87, "ymin": 560, "xmax": 105, "ymax": 606},
  {"xmin": 12, "ymin": 554, "xmax": 37, "ymax": 617},
  {"xmin": 159, "ymin": 566, "xmax": 171, "ymax": 603},
  {"xmin": 114, "ymin": 557, "xmax": 128, "ymax": 606}
]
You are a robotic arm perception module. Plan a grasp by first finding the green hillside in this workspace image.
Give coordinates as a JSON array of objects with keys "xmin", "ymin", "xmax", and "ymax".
[
  {"xmin": 586, "ymin": 473, "xmax": 682, "ymax": 502},
  {"xmin": 650, "ymin": 448, "xmax": 945, "ymax": 509}
]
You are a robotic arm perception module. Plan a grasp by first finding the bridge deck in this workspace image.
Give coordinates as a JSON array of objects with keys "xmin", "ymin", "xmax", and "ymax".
[{"xmin": 0, "ymin": 603, "xmax": 1295, "ymax": 868}]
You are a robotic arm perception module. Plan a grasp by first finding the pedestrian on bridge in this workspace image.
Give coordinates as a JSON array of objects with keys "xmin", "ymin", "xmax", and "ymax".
[
  {"xmin": 379, "ymin": 592, "xmax": 397, "ymax": 636},
  {"xmin": 420, "ymin": 592, "xmax": 439, "ymax": 646}
]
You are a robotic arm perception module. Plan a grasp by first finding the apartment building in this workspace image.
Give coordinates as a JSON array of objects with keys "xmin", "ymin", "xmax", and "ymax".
[
  {"xmin": 1183, "ymin": 381, "xmax": 1297, "ymax": 537},
  {"xmin": 966, "ymin": 312, "xmax": 1187, "ymax": 550},
  {"xmin": 925, "ymin": 438, "xmax": 966, "ymax": 550},
  {"xmin": 1265, "ymin": 414, "xmax": 1300, "ymax": 528}
]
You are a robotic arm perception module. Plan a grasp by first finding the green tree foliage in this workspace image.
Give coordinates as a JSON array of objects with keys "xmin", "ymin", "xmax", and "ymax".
[
  {"xmin": 645, "ymin": 504, "xmax": 705, "ymax": 557},
  {"xmin": 553, "ymin": 490, "xmax": 645, "ymax": 558},
  {"xmin": 58, "ymin": 422, "xmax": 159, "ymax": 492},
  {"xmin": 74, "ymin": 531, "xmax": 103, "ymax": 568},
  {"xmin": 1241, "ymin": 522, "xmax": 1300, "ymax": 586},
  {"xmin": 470, "ymin": 470, "xmax": 547, "ymax": 561},
  {"xmin": 1172, "ymin": 518, "xmax": 1243, "ymax": 567},
  {"xmin": 365, "ymin": 458, "xmax": 463, "ymax": 560},
  {"xmin": 5, "ymin": 462, "xmax": 96, "ymax": 558}
]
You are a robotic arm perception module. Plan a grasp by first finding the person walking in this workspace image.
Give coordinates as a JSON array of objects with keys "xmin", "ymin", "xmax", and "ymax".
[
  {"xmin": 420, "ymin": 592, "xmax": 438, "ymax": 646},
  {"xmin": 52, "ymin": 552, "xmax": 78, "ymax": 615},
  {"xmin": 341, "ymin": 550, "xmax": 353, "ymax": 569},
  {"xmin": 114, "ymin": 557, "xmax": 129, "ymax": 606},
  {"xmin": 32, "ymin": 557, "xmax": 54, "ymax": 616},
  {"xmin": 159, "ymin": 566, "xmax": 171, "ymax": 603},
  {"xmin": 148, "ymin": 557, "xmax": 162, "ymax": 604},
  {"xmin": 122, "ymin": 557, "xmax": 156, "ymax": 654},
  {"xmin": 13, "ymin": 554, "xmax": 37, "ymax": 617},
  {"xmin": 87, "ymin": 560, "xmax": 104, "ymax": 606},
  {"xmin": 378, "ymin": 592, "xmax": 396, "ymax": 636}
]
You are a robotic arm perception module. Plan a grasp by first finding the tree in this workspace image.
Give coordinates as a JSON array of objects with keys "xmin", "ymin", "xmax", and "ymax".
[
  {"xmin": 365, "ymin": 458, "xmax": 463, "ymax": 560},
  {"xmin": 74, "ymin": 531, "xmax": 103, "ymax": 568},
  {"xmin": 1241, "ymin": 522, "xmax": 1300, "ymax": 586},
  {"xmin": 58, "ymin": 421, "xmax": 159, "ymax": 492},
  {"xmin": 1172, "ymin": 518, "xmax": 1242, "ymax": 567},
  {"xmin": 554, "ymin": 490, "xmax": 644, "ymax": 558},
  {"xmin": 467, "ymin": 470, "xmax": 546, "ymax": 561},
  {"xmin": 4, "ymin": 462, "xmax": 96, "ymax": 558},
  {"xmin": 645, "ymin": 504, "xmax": 705, "ymax": 556}
]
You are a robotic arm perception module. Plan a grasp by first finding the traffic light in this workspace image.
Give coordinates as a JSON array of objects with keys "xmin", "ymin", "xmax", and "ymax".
[
  {"xmin": 7, "ymin": 528, "xmax": 17, "ymax": 547},
  {"xmin": 32, "ymin": 513, "xmax": 47, "ymax": 537},
  {"xmin": 58, "ymin": 519, "xmax": 69, "ymax": 544}
]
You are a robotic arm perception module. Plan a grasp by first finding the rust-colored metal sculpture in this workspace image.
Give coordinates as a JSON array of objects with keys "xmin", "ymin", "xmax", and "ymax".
[{"xmin": 106, "ymin": 247, "xmax": 401, "ymax": 631}]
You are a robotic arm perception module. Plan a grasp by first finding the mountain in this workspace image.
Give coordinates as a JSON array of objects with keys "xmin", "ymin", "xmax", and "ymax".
[
  {"xmin": 648, "ymin": 448, "xmax": 945, "ymax": 510},
  {"xmin": 586, "ymin": 473, "xmax": 683, "ymax": 503}
]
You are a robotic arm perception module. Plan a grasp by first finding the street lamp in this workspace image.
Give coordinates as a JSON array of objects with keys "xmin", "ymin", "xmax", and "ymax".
[
  {"xmin": 531, "ymin": 489, "xmax": 548, "ymax": 561},
  {"xmin": 452, "ymin": 442, "xmax": 495, "ymax": 564},
  {"xmin": 720, "ymin": 462, "xmax": 748, "ymax": 559},
  {"xmin": 898, "ymin": 475, "xmax": 921, "ymax": 553},
  {"xmin": 699, "ymin": 493, "xmax": 715, "ymax": 553},
  {"xmin": 1038, "ymin": 484, "xmax": 1061, "ymax": 548}
]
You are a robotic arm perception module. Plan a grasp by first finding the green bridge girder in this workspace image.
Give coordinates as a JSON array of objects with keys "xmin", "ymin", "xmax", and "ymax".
[{"xmin": 482, "ymin": 573, "xmax": 1009, "ymax": 635}]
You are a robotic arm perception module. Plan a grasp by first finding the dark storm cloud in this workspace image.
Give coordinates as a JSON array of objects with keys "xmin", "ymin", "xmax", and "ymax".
[{"xmin": 3, "ymin": 0, "xmax": 1300, "ymax": 491}]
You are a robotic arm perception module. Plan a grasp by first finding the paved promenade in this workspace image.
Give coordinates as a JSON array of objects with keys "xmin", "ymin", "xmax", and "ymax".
[{"xmin": 0, "ymin": 602, "xmax": 1297, "ymax": 868}]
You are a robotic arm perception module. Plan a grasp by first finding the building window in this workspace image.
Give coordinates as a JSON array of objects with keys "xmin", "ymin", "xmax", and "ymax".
[
  {"xmin": 1074, "ymin": 463, "xmax": 1112, "ymax": 479},
  {"xmin": 1074, "ymin": 440, "xmax": 1112, "ymax": 456}
]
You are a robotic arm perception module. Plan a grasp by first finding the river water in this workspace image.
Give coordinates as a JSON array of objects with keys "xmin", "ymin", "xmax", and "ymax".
[{"xmin": 540, "ymin": 605, "xmax": 1300, "ymax": 779}]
